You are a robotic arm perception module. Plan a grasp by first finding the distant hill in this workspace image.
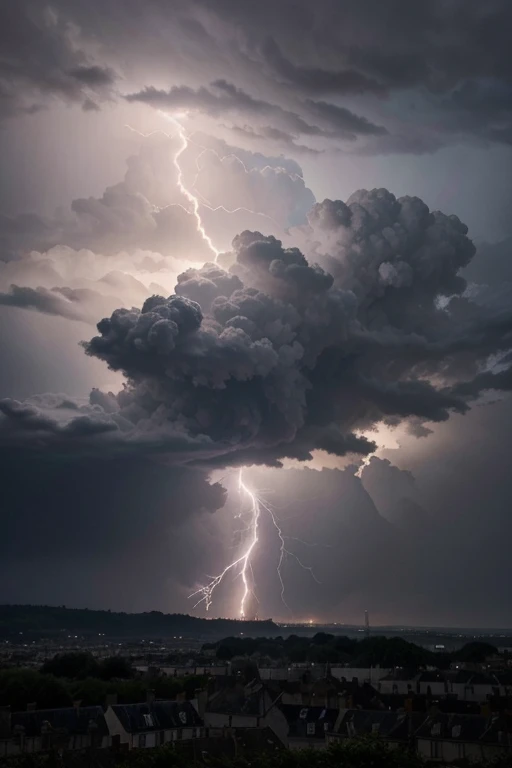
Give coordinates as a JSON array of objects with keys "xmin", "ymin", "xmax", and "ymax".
[{"xmin": 0, "ymin": 604, "xmax": 280, "ymax": 640}]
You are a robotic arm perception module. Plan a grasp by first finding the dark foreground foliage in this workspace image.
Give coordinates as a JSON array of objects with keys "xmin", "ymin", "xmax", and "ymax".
[{"xmin": 2, "ymin": 739, "xmax": 512, "ymax": 768}]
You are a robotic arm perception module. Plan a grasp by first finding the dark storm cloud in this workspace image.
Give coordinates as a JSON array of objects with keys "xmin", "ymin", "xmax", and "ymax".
[
  {"xmin": 0, "ymin": 284, "xmax": 90, "ymax": 321},
  {"xmin": 19, "ymin": 188, "xmax": 495, "ymax": 468},
  {"xmin": 261, "ymin": 38, "xmax": 386, "ymax": 97},
  {"xmin": 68, "ymin": 65, "xmax": 117, "ymax": 87},
  {"xmin": 0, "ymin": 395, "xmax": 120, "ymax": 446},
  {"xmin": 305, "ymin": 100, "xmax": 388, "ymax": 139},
  {"xmin": 126, "ymin": 80, "xmax": 329, "ymax": 138},
  {"xmin": 228, "ymin": 125, "xmax": 323, "ymax": 156},
  {"xmin": 126, "ymin": 80, "xmax": 389, "ymax": 146},
  {"xmin": 0, "ymin": 443, "xmax": 227, "ymax": 611},
  {"xmin": 3, "ymin": 189, "xmax": 511, "ymax": 468},
  {"xmin": 3, "ymin": 0, "xmax": 512, "ymax": 152},
  {"xmin": 0, "ymin": 1, "xmax": 118, "ymax": 118}
]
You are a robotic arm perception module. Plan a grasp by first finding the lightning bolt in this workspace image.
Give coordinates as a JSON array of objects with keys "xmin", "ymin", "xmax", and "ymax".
[
  {"xmin": 125, "ymin": 118, "xmax": 317, "ymax": 618},
  {"xmin": 189, "ymin": 468, "xmax": 319, "ymax": 618},
  {"xmin": 158, "ymin": 111, "xmax": 221, "ymax": 261},
  {"xmin": 124, "ymin": 122, "xmax": 281, "ymax": 232}
]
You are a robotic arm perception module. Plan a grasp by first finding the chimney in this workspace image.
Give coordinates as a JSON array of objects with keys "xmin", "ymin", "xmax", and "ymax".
[
  {"xmin": 26, "ymin": 703, "xmax": 37, "ymax": 712},
  {"xmin": 193, "ymin": 689, "xmax": 208, "ymax": 718},
  {"xmin": 146, "ymin": 690, "xmax": 155, "ymax": 705}
]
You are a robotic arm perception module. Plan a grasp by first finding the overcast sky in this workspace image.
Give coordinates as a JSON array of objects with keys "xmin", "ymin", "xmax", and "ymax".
[{"xmin": 1, "ymin": 0, "xmax": 512, "ymax": 627}]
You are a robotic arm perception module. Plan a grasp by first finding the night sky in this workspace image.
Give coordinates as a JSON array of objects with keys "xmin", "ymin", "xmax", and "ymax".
[{"xmin": 1, "ymin": 0, "xmax": 512, "ymax": 627}]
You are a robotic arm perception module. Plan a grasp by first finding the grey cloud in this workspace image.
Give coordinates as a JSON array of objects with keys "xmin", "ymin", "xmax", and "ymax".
[
  {"xmin": 0, "ymin": 1, "xmax": 118, "ymax": 118},
  {"xmin": 228, "ymin": 124, "xmax": 323, "ymax": 155},
  {"xmin": 5, "ymin": 0, "xmax": 512, "ymax": 151},
  {"xmin": 190, "ymin": 132, "xmax": 306, "ymax": 177},
  {"xmin": 126, "ymin": 79, "xmax": 389, "ymax": 146},
  {"xmin": 261, "ymin": 37, "xmax": 386, "ymax": 97},
  {"xmin": 61, "ymin": 189, "xmax": 509, "ymax": 468},
  {"xmin": 4, "ymin": 189, "xmax": 510, "ymax": 467},
  {"xmin": 193, "ymin": 0, "xmax": 512, "ymax": 151},
  {"xmin": 0, "ymin": 131, "xmax": 311, "ymax": 261},
  {"xmin": 0, "ymin": 284, "xmax": 88, "ymax": 321},
  {"xmin": 126, "ymin": 79, "xmax": 328, "ymax": 139},
  {"xmin": 305, "ymin": 100, "xmax": 388, "ymax": 139},
  {"xmin": 0, "ymin": 395, "xmax": 120, "ymax": 447},
  {"xmin": 82, "ymin": 97, "xmax": 100, "ymax": 112},
  {"xmin": 68, "ymin": 65, "xmax": 117, "ymax": 87}
]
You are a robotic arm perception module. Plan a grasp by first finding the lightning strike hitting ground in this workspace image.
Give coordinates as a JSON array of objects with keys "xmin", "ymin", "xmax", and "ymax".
[
  {"xmin": 189, "ymin": 469, "xmax": 319, "ymax": 617},
  {"xmin": 126, "ymin": 120, "xmax": 319, "ymax": 618}
]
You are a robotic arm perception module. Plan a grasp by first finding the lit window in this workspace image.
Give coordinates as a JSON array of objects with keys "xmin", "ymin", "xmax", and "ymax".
[{"xmin": 143, "ymin": 714, "xmax": 154, "ymax": 727}]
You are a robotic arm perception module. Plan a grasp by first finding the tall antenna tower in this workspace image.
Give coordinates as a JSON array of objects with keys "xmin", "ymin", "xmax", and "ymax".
[{"xmin": 364, "ymin": 610, "xmax": 370, "ymax": 638}]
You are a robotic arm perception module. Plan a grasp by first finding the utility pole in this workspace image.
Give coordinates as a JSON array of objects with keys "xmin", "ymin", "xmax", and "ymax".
[{"xmin": 365, "ymin": 611, "xmax": 370, "ymax": 638}]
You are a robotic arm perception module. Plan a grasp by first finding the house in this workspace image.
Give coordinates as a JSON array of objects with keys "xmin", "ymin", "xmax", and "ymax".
[
  {"xmin": 480, "ymin": 713, "xmax": 512, "ymax": 758},
  {"xmin": 331, "ymin": 666, "xmax": 391, "ymax": 684},
  {"xmin": 415, "ymin": 712, "xmax": 490, "ymax": 762},
  {"xmin": 378, "ymin": 669, "xmax": 418, "ymax": 696},
  {"xmin": 104, "ymin": 699, "xmax": 204, "ymax": 749},
  {"xmin": 279, "ymin": 704, "xmax": 338, "ymax": 749},
  {"xmin": 416, "ymin": 671, "xmax": 451, "ymax": 697},
  {"xmin": 0, "ymin": 705, "xmax": 109, "ymax": 757},
  {"xmin": 449, "ymin": 670, "xmax": 501, "ymax": 701},
  {"xmin": 204, "ymin": 678, "xmax": 288, "ymax": 746},
  {"xmin": 327, "ymin": 709, "xmax": 425, "ymax": 751}
]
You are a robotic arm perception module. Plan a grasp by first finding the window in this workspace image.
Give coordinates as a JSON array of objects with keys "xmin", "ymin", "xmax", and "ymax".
[
  {"xmin": 139, "ymin": 734, "xmax": 146, "ymax": 748},
  {"xmin": 160, "ymin": 731, "xmax": 165, "ymax": 745},
  {"xmin": 143, "ymin": 714, "xmax": 154, "ymax": 728},
  {"xmin": 430, "ymin": 741, "xmax": 439, "ymax": 759}
]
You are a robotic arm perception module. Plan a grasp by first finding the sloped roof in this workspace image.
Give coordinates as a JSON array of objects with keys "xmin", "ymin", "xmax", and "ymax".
[
  {"xmin": 450, "ymin": 670, "xmax": 499, "ymax": 685},
  {"xmin": 11, "ymin": 706, "xmax": 108, "ymax": 737},
  {"xmin": 279, "ymin": 704, "xmax": 338, "ymax": 740},
  {"xmin": 336, "ymin": 709, "xmax": 424, "ymax": 741},
  {"xmin": 415, "ymin": 713, "xmax": 488, "ymax": 742},
  {"xmin": 379, "ymin": 669, "xmax": 418, "ymax": 682},
  {"xmin": 110, "ymin": 700, "xmax": 201, "ymax": 733},
  {"xmin": 481, "ymin": 713, "xmax": 512, "ymax": 744},
  {"xmin": 417, "ymin": 671, "xmax": 446, "ymax": 684},
  {"xmin": 206, "ymin": 681, "xmax": 264, "ymax": 716}
]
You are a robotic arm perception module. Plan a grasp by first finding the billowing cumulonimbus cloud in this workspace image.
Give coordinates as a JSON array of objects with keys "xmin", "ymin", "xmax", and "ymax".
[{"xmin": 2, "ymin": 188, "xmax": 511, "ymax": 467}]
